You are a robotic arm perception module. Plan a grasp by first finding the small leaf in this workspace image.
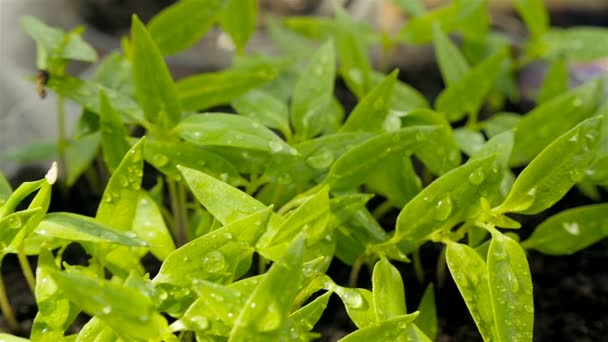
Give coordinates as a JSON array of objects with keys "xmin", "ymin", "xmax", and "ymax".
[
  {"xmin": 370, "ymin": 72, "xmax": 430, "ymax": 111},
  {"xmin": 487, "ymin": 231, "xmax": 534, "ymax": 342},
  {"xmin": 394, "ymin": 155, "xmax": 502, "ymax": 245},
  {"xmin": 48, "ymin": 268, "xmax": 167, "ymax": 339},
  {"xmin": 482, "ymin": 112, "xmax": 520, "ymax": 138},
  {"xmin": 337, "ymin": 314, "xmax": 419, "ymax": 342},
  {"xmin": 178, "ymin": 113, "xmax": 296, "ymax": 155},
  {"xmin": 131, "ymin": 15, "xmax": 182, "ymax": 129},
  {"xmin": 510, "ymin": 80, "xmax": 601, "ymax": 166},
  {"xmin": 454, "ymin": 128, "xmax": 485, "ymax": 157},
  {"xmin": 365, "ymin": 155, "xmax": 422, "ymax": 208},
  {"xmin": 514, "ymin": 0, "xmax": 549, "ymax": 39},
  {"xmin": 446, "ymin": 242, "xmax": 497, "ymax": 341},
  {"xmin": 414, "ymin": 284, "xmax": 438, "ymax": 341},
  {"xmin": 537, "ymin": 58, "xmax": 569, "ymax": 103},
  {"xmin": 99, "ymin": 90, "xmax": 130, "ymax": 172},
  {"xmin": 334, "ymin": 287, "xmax": 375, "ymax": 328},
  {"xmin": 539, "ymin": 27, "xmax": 608, "ymax": 62},
  {"xmin": 132, "ymin": 192, "xmax": 176, "ymax": 260},
  {"xmin": 36, "ymin": 213, "xmax": 147, "ymax": 247},
  {"xmin": 0, "ymin": 180, "xmax": 44, "ymax": 218},
  {"xmin": 291, "ymin": 41, "xmax": 336, "ymax": 140},
  {"xmin": 148, "ymin": 0, "xmax": 225, "ymax": 55},
  {"xmin": 498, "ymin": 117, "xmax": 603, "ymax": 215},
  {"xmin": 436, "ymin": 48, "xmax": 508, "ymax": 122},
  {"xmin": 232, "ymin": 90, "xmax": 291, "ymax": 137},
  {"xmin": 76, "ymin": 317, "xmax": 117, "ymax": 342},
  {"xmin": 65, "ymin": 133, "xmax": 101, "ymax": 186},
  {"xmin": 219, "ymin": 0, "xmax": 257, "ymax": 53},
  {"xmin": 522, "ymin": 204, "xmax": 608, "ymax": 255},
  {"xmin": 289, "ymin": 291, "xmax": 332, "ymax": 335},
  {"xmin": 230, "ymin": 235, "xmax": 305, "ymax": 340},
  {"xmin": 372, "ymin": 258, "xmax": 406, "ymax": 321},
  {"xmin": 433, "ymin": 25, "xmax": 470, "ymax": 86},
  {"xmin": 340, "ymin": 70, "xmax": 398, "ymax": 132},
  {"xmin": 178, "ymin": 65, "xmax": 277, "ymax": 111}
]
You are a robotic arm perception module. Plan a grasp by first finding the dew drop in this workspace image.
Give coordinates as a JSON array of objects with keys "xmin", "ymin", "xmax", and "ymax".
[
  {"xmin": 562, "ymin": 222, "xmax": 580, "ymax": 236},
  {"xmin": 125, "ymin": 231, "xmax": 137, "ymax": 238},
  {"xmin": 341, "ymin": 289, "xmax": 363, "ymax": 308},
  {"xmin": 573, "ymin": 97, "xmax": 582, "ymax": 107},
  {"xmin": 507, "ymin": 272, "xmax": 519, "ymax": 293},
  {"xmin": 7, "ymin": 216, "xmax": 21, "ymax": 229},
  {"xmin": 492, "ymin": 243, "xmax": 508, "ymax": 261},
  {"xmin": 223, "ymin": 232, "xmax": 233, "ymax": 240},
  {"xmin": 152, "ymin": 154, "xmax": 169, "ymax": 167},
  {"xmin": 102, "ymin": 306, "xmax": 112, "ymax": 314},
  {"xmin": 524, "ymin": 304, "xmax": 534, "ymax": 313},
  {"xmin": 306, "ymin": 149, "xmax": 334, "ymax": 169},
  {"xmin": 468, "ymin": 168, "xmax": 486, "ymax": 185},
  {"xmin": 277, "ymin": 173, "xmax": 293, "ymax": 185},
  {"xmin": 268, "ymin": 141, "xmax": 284, "ymax": 153},
  {"xmin": 568, "ymin": 169, "xmax": 584, "ymax": 182},
  {"xmin": 433, "ymin": 193, "xmax": 453, "ymax": 221},
  {"xmin": 189, "ymin": 315, "xmax": 209, "ymax": 330},
  {"xmin": 203, "ymin": 250, "xmax": 226, "ymax": 274},
  {"xmin": 255, "ymin": 302, "xmax": 282, "ymax": 331}
]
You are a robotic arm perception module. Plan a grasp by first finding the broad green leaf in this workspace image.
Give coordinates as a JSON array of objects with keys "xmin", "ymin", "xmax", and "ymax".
[
  {"xmin": 370, "ymin": 72, "xmax": 429, "ymax": 111},
  {"xmin": 340, "ymin": 70, "xmax": 398, "ymax": 132},
  {"xmin": 487, "ymin": 231, "xmax": 534, "ymax": 342},
  {"xmin": 414, "ymin": 284, "xmax": 438, "ymax": 341},
  {"xmin": 35, "ymin": 213, "xmax": 147, "ymax": 247},
  {"xmin": 219, "ymin": 0, "xmax": 257, "ymax": 53},
  {"xmin": 337, "ymin": 314, "xmax": 419, "ymax": 342},
  {"xmin": 96, "ymin": 138, "xmax": 144, "ymax": 229},
  {"xmin": 99, "ymin": 90, "xmax": 130, "ymax": 172},
  {"xmin": 148, "ymin": 0, "xmax": 225, "ymax": 55},
  {"xmin": 446, "ymin": 242, "xmax": 497, "ymax": 341},
  {"xmin": 365, "ymin": 155, "xmax": 422, "ymax": 208},
  {"xmin": 291, "ymin": 41, "xmax": 336, "ymax": 140},
  {"xmin": 436, "ymin": 48, "xmax": 508, "ymax": 122},
  {"xmin": 454, "ymin": 128, "xmax": 485, "ymax": 157},
  {"xmin": 76, "ymin": 317, "xmax": 117, "ymax": 342},
  {"xmin": 46, "ymin": 75, "xmax": 144, "ymax": 123},
  {"xmin": 154, "ymin": 208, "xmax": 271, "ymax": 286},
  {"xmin": 31, "ymin": 248, "xmax": 79, "ymax": 341},
  {"xmin": 65, "ymin": 132, "xmax": 101, "ymax": 186},
  {"xmin": 539, "ymin": 27, "xmax": 608, "ymax": 61},
  {"xmin": 433, "ymin": 25, "xmax": 470, "ymax": 86},
  {"xmin": 522, "ymin": 204, "xmax": 608, "ymax": 255},
  {"xmin": 93, "ymin": 53, "xmax": 134, "ymax": 97},
  {"xmin": 232, "ymin": 90, "xmax": 291, "ymax": 137},
  {"xmin": 144, "ymin": 140, "xmax": 240, "ymax": 182},
  {"xmin": 325, "ymin": 126, "xmax": 437, "ymax": 191},
  {"xmin": 372, "ymin": 258, "xmax": 406, "ymax": 321},
  {"xmin": 131, "ymin": 15, "xmax": 181, "ymax": 129},
  {"xmin": 333, "ymin": 5, "xmax": 373, "ymax": 98},
  {"xmin": 178, "ymin": 65, "xmax": 277, "ymax": 111},
  {"xmin": 394, "ymin": 155, "xmax": 502, "ymax": 245},
  {"xmin": 178, "ymin": 113, "xmax": 296, "ymax": 155},
  {"xmin": 334, "ymin": 287, "xmax": 376, "ymax": 328},
  {"xmin": 514, "ymin": 0, "xmax": 549, "ymax": 39},
  {"xmin": 498, "ymin": 117, "xmax": 603, "ymax": 214},
  {"xmin": 289, "ymin": 291, "xmax": 332, "ymax": 335},
  {"xmin": 537, "ymin": 58, "xmax": 568, "ymax": 103},
  {"xmin": 132, "ymin": 192, "xmax": 175, "ymax": 260},
  {"xmin": 0, "ymin": 334, "xmax": 29, "ymax": 342},
  {"xmin": 482, "ymin": 112, "xmax": 520, "ymax": 138},
  {"xmin": 229, "ymin": 236, "xmax": 305, "ymax": 341},
  {"xmin": 510, "ymin": 80, "xmax": 601, "ymax": 166},
  {"xmin": 48, "ymin": 268, "xmax": 167, "ymax": 339}
]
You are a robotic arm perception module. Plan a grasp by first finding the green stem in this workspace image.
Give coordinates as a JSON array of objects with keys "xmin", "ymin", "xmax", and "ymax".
[
  {"xmin": 57, "ymin": 95, "xmax": 67, "ymax": 181},
  {"xmin": 372, "ymin": 200, "xmax": 393, "ymax": 220},
  {"xmin": 17, "ymin": 248, "xmax": 36, "ymax": 294},
  {"xmin": 412, "ymin": 248, "xmax": 425, "ymax": 284},
  {"xmin": 168, "ymin": 179, "xmax": 188, "ymax": 247},
  {"xmin": 0, "ymin": 258, "xmax": 19, "ymax": 332},
  {"xmin": 349, "ymin": 255, "xmax": 365, "ymax": 288},
  {"xmin": 436, "ymin": 247, "xmax": 448, "ymax": 287}
]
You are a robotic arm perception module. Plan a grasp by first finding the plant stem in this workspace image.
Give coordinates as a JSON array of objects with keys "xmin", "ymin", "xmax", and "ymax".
[
  {"xmin": 168, "ymin": 179, "xmax": 188, "ymax": 247},
  {"xmin": 17, "ymin": 248, "xmax": 36, "ymax": 294},
  {"xmin": 349, "ymin": 255, "xmax": 365, "ymax": 287},
  {"xmin": 436, "ymin": 247, "xmax": 448, "ymax": 287},
  {"xmin": 0, "ymin": 258, "xmax": 19, "ymax": 332},
  {"xmin": 412, "ymin": 248, "xmax": 425, "ymax": 284},
  {"xmin": 57, "ymin": 95, "xmax": 67, "ymax": 181}
]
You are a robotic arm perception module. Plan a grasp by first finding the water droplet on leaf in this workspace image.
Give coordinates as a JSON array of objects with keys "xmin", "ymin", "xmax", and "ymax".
[
  {"xmin": 433, "ymin": 193, "xmax": 453, "ymax": 221},
  {"xmin": 203, "ymin": 250, "xmax": 226, "ymax": 274},
  {"xmin": 306, "ymin": 149, "xmax": 334, "ymax": 169},
  {"xmin": 562, "ymin": 222, "xmax": 580, "ymax": 235},
  {"xmin": 468, "ymin": 168, "xmax": 486, "ymax": 185}
]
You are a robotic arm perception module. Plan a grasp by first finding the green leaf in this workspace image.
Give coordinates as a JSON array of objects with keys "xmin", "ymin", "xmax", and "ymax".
[
  {"xmin": 498, "ymin": 117, "xmax": 603, "ymax": 215},
  {"xmin": 0, "ymin": 334, "xmax": 29, "ymax": 342},
  {"xmin": 414, "ymin": 284, "xmax": 438, "ymax": 341},
  {"xmin": 232, "ymin": 90, "xmax": 291, "ymax": 137},
  {"xmin": 335, "ymin": 287, "xmax": 376, "ymax": 328},
  {"xmin": 340, "ymin": 70, "xmax": 398, "ymax": 132},
  {"xmin": 132, "ymin": 191, "xmax": 176, "ymax": 260},
  {"xmin": 537, "ymin": 58, "xmax": 568, "ymax": 103},
  {"xmin": 372, "ymin": 258, "xmax": 406, "ymax": 321},
  {"xmin": 93, "ymin": 52, "xmax": 134, "ymax": 97},
  {"xmin": 36, "ymin": 213, "xmax": 147, "ymax": 247},
  {"xmin": 446, "ymin": 242, "xmax": 497, "ymax": 341},
  {"xmin": 289, "ymin": 291, "xmax": 332, "ymax": 335},
  {"xmin": 266, "ymin": 18, "xmax": 318, "ymax": 58},
  {"xmin": 6, "ymin": 178, "xmax": 53, "ymax": 250},
  {"xmin": 0, "ymin": 172, "xmax": 11, "ymax": 206},
  {"xmin": 154, "ymin": 208, "xmax": 271, "ymax": 287},
  {"xmin": 482, "ymin": 112, "xmax": 520, "ymax": 138},
  {"xmin": 325, "ymin": 126, "xmax": 437, "ymax": 191},
  {"xmin": 229, "ymin": 235, "xmax": 305, "ymax": 341},
  {"xmin": 131, "ymin": 15, "xmax": 181, "ymax": 129},
  {"xmin": 370, "ymin": 72, "xmax": 430, "ymax": 111},
  {"xmin": 291, "ymin": 41, "xmax": 336, "ymax": 140},
  {"xmin": 148, "ymin": 0, "xmax": 225, "ymax": 55},
  {"xmin": 99, "ymin": 90, "xmax": 130, "ymax": 172},
  {"xmin": 392, "ymin": 0, "xmax": 425, "ymax": 17},
  {"xmin": 522, "ymin": 204, "xmax": 608, "ymax": 255},
  {"xmin": 487, "ymin": 231, "xmax": 534, "ymax": 342},
  {"xmin": 219, "ymin": 0, "xmax": 257, "ymax": 53},
  {"xmin": 365, "ymin": 155, "xmax": 422, "ymax": 208},
  {"xmin": 432, "ymin": 25, "xmax": 470, "ymax": 86},
  {"xmin": 178, "ymin": 113, "xmax": 296, "ymax": 155},
  {"xmin": 510, "ymin": 80, "xmax": 601, "ymax": 166},
  {"xmin": 337, "ymin": 314, "xmax": 419, "ymax": 342},
  {"xmin": 393, "ymin": 155, "xmax": 502, "ymax": 245},
  {"xmin": 65, "ymin": 132, "xmax": 101, "ymax": 186},
  {"xmin": 47, "ymin": 268, "xmax": 167, "ymax": 339},
  {"xmin": 76, "ymin": 317, "xmax": 117, "ymax": 342},
  {"xmin": 0, "ymin": 180, "xmax": 44, "ymax": 218},
  {"xmin": 436, "ymin": 48, "xmax": 508, "ymax": 122},
  {"xmin": 0, "ymin": 208, "xmax": 42, "ymax": 251},
  {"xmin": 31, "ymin": 248, "xmax": 79, "ymax": 341},
  {"xmin": 514, "ymin": 0, "xmax": 549, "ymax": 39},
  {"xmin": 539, "ymin": 27, "xmax": 608, "ymax": 61},
  {"xmin": 454, "ymin": 128, "xmax": 485, "ymax": 157},
  {"xmin": 178, "ymin": 65, "xmax": 277, "ymax": 112}
]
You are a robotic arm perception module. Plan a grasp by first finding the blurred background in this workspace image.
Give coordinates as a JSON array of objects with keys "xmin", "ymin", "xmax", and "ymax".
[{"xmin": 1, "ymin": 0, "xmax": 608, "ymax": 178}]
